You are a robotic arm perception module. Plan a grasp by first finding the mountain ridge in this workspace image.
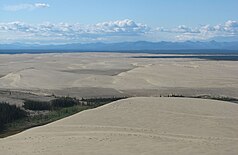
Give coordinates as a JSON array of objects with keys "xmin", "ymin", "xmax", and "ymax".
[{"xmin": 1, "ymin": 41, "xmax": 238, "ymax": 51}]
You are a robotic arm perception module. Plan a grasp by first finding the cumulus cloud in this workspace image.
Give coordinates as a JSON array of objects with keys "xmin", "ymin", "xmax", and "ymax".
[
  {"xmin": 3, "ymin": 3, "xmax": 50, "ymax": 11},
  {"xmin": 34, "ymin": 3, "xmax": 50, "ymax": 8},
  {"xmin": 157, "ymin": 20, "xmax": 238, "ymax": 41},
  {"xmin": 93, "ymin": 19, "xmax": 149, "ymax": 35},
  {"xmin": 0, "ymin": 19, "xmax": 237, "ymax": 43},
  {"xmin": 0, "ymin": 19, "xmax": 150, "ymax": 43}
]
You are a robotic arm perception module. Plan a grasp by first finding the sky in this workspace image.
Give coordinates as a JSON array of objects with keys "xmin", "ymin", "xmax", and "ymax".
[{"xmin": 0, "ymin": 0, "xmax": 238, "ymax": 44}]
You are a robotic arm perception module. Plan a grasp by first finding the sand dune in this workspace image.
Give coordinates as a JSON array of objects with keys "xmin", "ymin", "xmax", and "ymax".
[
  {"xmin": 1, "ymin": 97, "xmax": 238, "ymax": 155},
  {"xmin": 0, "ymin": 53, "xmax": 238, "ymax": 97},
  {"xmin": 1, "ymin": 53, "xmax": 238, "ymax": 154}
]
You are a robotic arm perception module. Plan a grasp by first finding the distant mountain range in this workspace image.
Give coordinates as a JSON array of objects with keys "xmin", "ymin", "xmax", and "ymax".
[{"xmin": 1, "ymin": 41, "xmax": 238, "ymax": 52}]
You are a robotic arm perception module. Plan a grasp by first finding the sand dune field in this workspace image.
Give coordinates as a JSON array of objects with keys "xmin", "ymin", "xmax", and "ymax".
[
  {"xmin": 1, "ymin": 53, "xmax": 238, "ymax": 154},
  {"xmin": 0, "ymin": 53, "xmax": 238, "ymax": 97}
]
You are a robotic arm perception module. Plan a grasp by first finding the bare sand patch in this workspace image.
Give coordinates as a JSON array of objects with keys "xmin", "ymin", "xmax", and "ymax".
[{"xmin": 50, "ymin": 87, "xmax": 125, "ymax": 98}]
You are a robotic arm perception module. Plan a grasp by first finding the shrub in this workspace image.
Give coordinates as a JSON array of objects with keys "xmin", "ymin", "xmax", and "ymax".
[
  {"xmin": 51, "ymin": 97, "xmax": 79, "ymax": 108},
  {"xmin": 81, "ymin": 97, "xmax": 126, "ymax": 106},
  {"xmin": 0, "ymin": 102, "xmax": 27, "ymax": 130},
  {"xmin": 23, "ymin": 100, "xmax": 52, "ymax": 111}
]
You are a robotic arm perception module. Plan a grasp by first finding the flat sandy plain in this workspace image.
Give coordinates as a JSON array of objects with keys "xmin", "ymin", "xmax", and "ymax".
[{"xmin": 0, "ymin": 53, "xmax": 238, "ymax": 154}]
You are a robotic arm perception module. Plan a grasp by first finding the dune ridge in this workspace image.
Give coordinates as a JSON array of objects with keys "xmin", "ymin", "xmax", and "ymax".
[{"xmin": 1, "ymin": 97, "xmax": 238, "ymax": 155}]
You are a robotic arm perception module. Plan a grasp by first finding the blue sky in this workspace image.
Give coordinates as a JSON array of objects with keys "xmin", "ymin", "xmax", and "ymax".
[{"xmin": 0, "ymin": 0, "xmax": 238, "ymax": 44}]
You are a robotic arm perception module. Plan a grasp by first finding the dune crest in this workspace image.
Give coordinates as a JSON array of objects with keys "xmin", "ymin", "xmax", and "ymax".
[
  {"xmin": 1, "ymin": 97, "xmax": 238, "ymax": 155},
  {"xmin": 0, "ymin": 73, "xmax": 21, "ymax": 87}
]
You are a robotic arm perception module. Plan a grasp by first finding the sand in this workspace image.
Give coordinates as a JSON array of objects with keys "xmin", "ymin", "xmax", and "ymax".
[
  {"xmin": 1, "ymin": 53, "xmax": 238, "ymax": 154},
  {"xmin": 0, "ymin": 53, "xmax": 238, "ymax": 98},
  {"xmin": 0, "ymin": 97, "xmax": 238, "ymax": 155}
]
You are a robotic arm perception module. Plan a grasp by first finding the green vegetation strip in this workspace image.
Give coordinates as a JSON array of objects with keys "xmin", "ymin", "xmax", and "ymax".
[
  {"xmin": 166, "ymin": 94, "xmax": 238, "ymax": 104},
  {"xmin": 0, "ymin": 96, "xmax": 126, "ymax": 138}
]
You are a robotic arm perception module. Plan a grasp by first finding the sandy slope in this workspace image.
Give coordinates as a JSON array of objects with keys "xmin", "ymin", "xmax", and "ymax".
[{"xmin": 1, "ymin": 97, "xmax": 238, "ymax": 155}]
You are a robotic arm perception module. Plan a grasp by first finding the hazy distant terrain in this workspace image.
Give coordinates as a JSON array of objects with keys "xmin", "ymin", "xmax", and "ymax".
[{"xmin": 1, "ymin": 41, "xmax": 238, "ymax": 52}]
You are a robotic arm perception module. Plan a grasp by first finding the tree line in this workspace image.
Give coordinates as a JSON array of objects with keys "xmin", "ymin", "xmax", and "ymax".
[{"xmin": 0, "ymin": 102, "xmax": 27, "ymax": 131}]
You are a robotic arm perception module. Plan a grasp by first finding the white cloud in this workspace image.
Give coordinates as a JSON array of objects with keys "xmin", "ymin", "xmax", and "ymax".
[
  {"xmin": 157, "ymin": 20, "xmax": 238, "ymax": 41},
  {"xmin": 0, "ymin": 19, "xmax": 150, "ymax": 43},
  {"xmin": 3, "ymin": 3, "xmax": 50, "ymax": 11},
  {"xmin": 0, "ymin": 19, "xmax": 238, "ymax": 43},
  {"xmin": 34, "ymin": 3, "xmax": 50, "ymax": 8},
  {"xmin": 93, "ymin": 19, "xmax": 149, "ymax": 34}
]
